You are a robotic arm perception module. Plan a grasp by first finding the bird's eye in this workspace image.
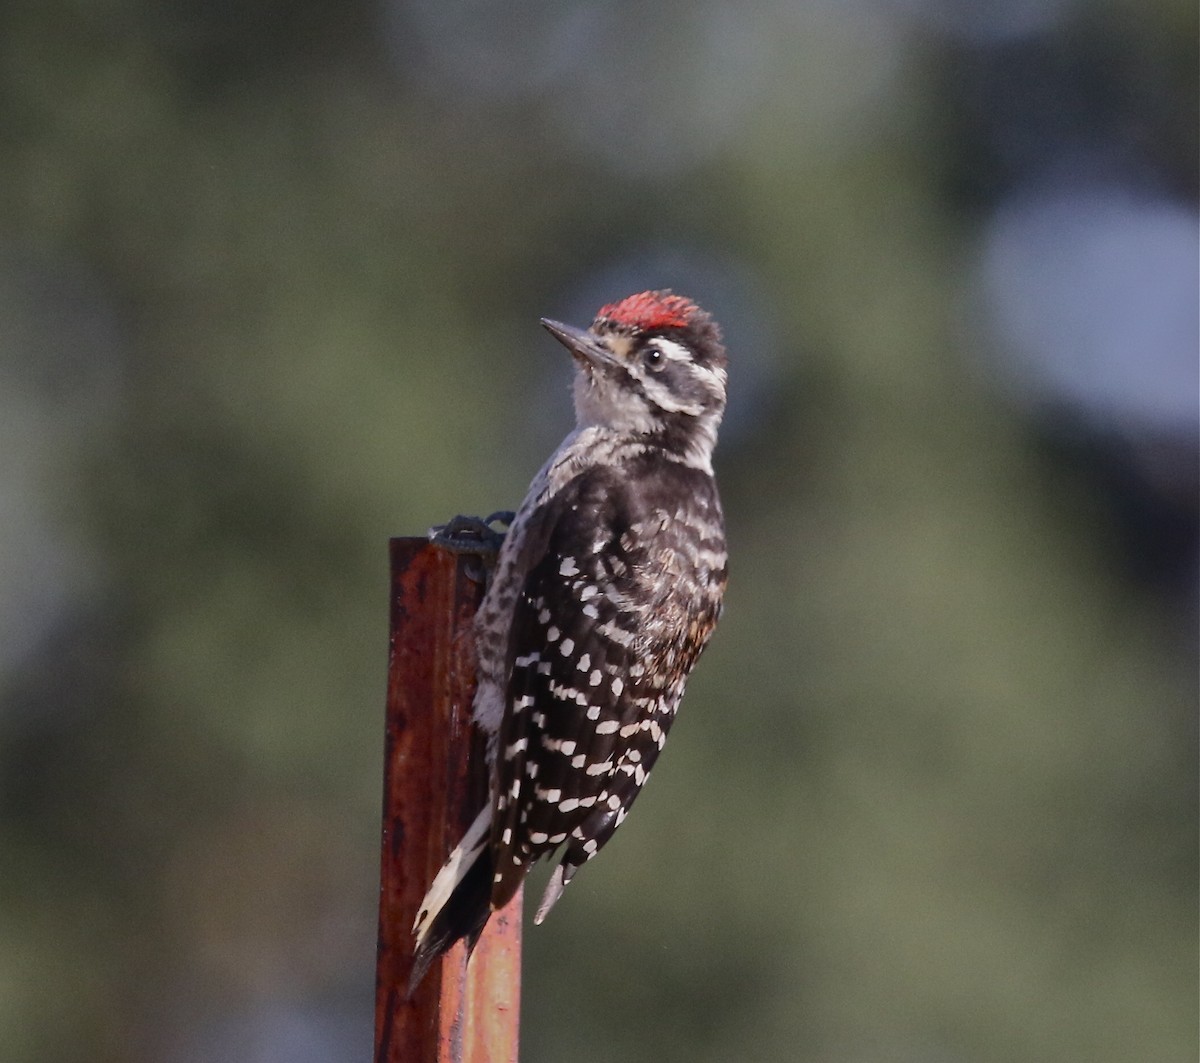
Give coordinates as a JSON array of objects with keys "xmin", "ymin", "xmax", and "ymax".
[{"xmin": 642, "ymin": 346, "xmax": 665, "ymax": 370}]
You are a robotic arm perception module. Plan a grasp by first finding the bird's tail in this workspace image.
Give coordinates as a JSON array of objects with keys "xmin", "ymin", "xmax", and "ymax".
[{"xmin": 409, "ymin": 805, "xmax": 494, "ymax": 993}]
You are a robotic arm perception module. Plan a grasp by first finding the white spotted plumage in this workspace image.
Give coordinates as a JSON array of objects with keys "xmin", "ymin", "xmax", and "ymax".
[{"xmin": 410, "ymin": 291, "xmax": 728, "ymax": 988}]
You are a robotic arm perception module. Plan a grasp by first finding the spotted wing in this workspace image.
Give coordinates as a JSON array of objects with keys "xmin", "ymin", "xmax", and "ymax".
[
  {"xmin": 487, "ymin": 470, "xmax": 637, "ymax": 905},
  {"xmin": 488, "ymin": 463, "xmax": 726, "ymax": 910}
]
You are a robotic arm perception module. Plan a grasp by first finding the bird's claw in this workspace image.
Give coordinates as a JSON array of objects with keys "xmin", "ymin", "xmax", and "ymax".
[{"xmin": 428, "ymin": 511, "xmax": 514, "ymax": 582}]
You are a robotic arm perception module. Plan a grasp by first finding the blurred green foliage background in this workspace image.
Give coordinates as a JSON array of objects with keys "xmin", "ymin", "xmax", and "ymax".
[{"xmin": 0, "ymin": 1, "xmax": 1195, "ymax": 1061}]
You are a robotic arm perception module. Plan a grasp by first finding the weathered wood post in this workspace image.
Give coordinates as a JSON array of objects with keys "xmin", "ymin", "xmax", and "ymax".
[{"xmin": 374, "ymin": 538, "xmax": 522, "ymax": 1063}]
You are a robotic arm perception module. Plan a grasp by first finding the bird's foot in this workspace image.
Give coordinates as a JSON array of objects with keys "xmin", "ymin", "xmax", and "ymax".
[{"xmin": 428, "ymin": 511, "xmax": 514, "ymax": 582}]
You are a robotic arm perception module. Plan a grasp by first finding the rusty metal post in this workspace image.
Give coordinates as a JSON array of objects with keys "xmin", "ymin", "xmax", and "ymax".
[{"xmin": 375, "ymin": 538, "xmax": 522, "ymax": 1063}]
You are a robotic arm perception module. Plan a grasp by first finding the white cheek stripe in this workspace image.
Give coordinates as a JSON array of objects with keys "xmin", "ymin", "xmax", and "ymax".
[
  {"xmin": 639, "ymin": 375, "xmax": 706, "ymax": 415},
  {"xmin": 648, "ymin": 338, "xmax": 692, "ymax": 363},
  {"xmin": 692, "ymin": 362, "xmax": 726, "ymax": 390},
  {"xmin": 645, "ymin": 338, "xmax": 725, "ymax": 404}
]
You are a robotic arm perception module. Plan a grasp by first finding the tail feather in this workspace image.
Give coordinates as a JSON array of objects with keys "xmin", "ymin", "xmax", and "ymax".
[
  {"xmin": 533, "ymin": 859, "xmax": 576, "ymax": 925},
  {"xmin": 409, "ymin": 807, "xmax": 494, "ymax": 993}
]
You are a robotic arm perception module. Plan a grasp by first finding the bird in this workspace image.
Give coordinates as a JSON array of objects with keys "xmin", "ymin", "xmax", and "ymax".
[{"xmin": 410, "ymin": 290, "xmax": 728, "ymax": 989}]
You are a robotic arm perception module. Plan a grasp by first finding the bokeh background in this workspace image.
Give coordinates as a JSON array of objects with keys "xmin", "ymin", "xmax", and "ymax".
[{"xmin": 1, "ymin": 1, "xmax": 1196, "ymax": 1061}]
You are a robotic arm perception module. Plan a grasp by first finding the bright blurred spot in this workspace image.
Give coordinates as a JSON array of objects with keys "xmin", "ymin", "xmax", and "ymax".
[{"xmin": 978, "ymin": 182, "xmax": 1199, "ymax": 436}]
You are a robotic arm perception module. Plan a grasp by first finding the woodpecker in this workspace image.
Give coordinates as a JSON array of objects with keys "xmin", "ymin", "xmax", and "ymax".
[{"xmin": 411, "ymin": 290, "xmax": 728, "ymax": 988}]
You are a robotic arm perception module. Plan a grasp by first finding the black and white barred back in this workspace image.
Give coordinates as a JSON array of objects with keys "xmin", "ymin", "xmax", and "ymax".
[{"xmin": 411, "ymin": 291, "xmax": 728, "ymax": 988}]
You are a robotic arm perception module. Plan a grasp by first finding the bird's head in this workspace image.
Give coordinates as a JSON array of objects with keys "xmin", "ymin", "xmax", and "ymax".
[{"xmin": 541, "ymin": 290, "xmax": 728, "ymax": 468}]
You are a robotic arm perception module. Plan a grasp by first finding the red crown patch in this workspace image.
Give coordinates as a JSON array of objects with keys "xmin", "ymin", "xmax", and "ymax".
[{"xmin": 595, "ymin": 290, "xmax": 700, "ymax": 332}]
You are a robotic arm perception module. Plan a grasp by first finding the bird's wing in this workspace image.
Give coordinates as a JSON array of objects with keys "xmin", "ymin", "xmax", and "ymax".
[{"xmin": 488, "ymin": 471, "xmax": 644, "ymax": 909}]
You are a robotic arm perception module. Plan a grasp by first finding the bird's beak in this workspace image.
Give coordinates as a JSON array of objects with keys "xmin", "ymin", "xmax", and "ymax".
[{"xmin": 540, "ymin": 318, "xmax": 616, "ymax": 370}]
